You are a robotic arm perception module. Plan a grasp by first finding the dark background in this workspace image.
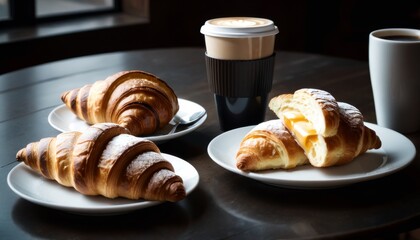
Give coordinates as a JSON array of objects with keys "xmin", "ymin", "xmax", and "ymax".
[
  {"xmin": 0, "ymin": 0, "xmax": 419, "ymax": 74},
  {"xmin": 149, "ymin": 0, "xmax": 419, "ymax": 60}
]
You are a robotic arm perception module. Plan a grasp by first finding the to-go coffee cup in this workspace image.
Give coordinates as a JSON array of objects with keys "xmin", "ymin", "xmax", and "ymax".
[{"xmin": 201, "ymin": 17, "xmax": 279, "ymax": 131}]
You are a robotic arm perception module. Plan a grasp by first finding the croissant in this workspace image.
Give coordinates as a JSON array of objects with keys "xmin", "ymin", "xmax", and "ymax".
[
  {"xmin": 236, "ymin": 120, "xmax": 308, "ymax": 171},
  {"xmin": 15, "ymin": 123, "xmax": 186, "ymax": 202},
  {"xmin": 269, "ymin": 89, "xmax": 340, "ymax": 137},
  {"xmin": 61, "ymin": 70, "xmax": 179, "ymax": 136},
  {"xmin": 269, "ymin": 88, "xmax": 382, "ymax": 167}
]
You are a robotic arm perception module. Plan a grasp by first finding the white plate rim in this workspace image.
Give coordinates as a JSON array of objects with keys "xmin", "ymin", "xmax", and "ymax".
[
  {"xmin": 7, "ymin": 153, "xmax": 199, "ymax": 215},
  {"xmin": 47, "ymin": 98, "xmax": 207, "ymax": 143},
  {"xmin": 207, "ymin": 122, "xmax": 416, "ymax": 189}
]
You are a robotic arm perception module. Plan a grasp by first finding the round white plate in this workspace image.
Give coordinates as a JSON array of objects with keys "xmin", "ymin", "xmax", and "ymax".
[
  {"xmin": 48, "ymin": 98, "xmax": 207, "ymax": 143},
  {"xmin": 7, "ymin": 153, "xmax": 199, "ymax": 215},
  {"xmin": 207, "ymin": 122, "xmax": 416, "ymax": 189}
]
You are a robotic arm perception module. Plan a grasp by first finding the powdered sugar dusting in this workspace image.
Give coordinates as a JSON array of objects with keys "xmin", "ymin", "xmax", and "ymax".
[{"xmin": 99, "ymin": 134, "xmax": 152, "ymax": 168}]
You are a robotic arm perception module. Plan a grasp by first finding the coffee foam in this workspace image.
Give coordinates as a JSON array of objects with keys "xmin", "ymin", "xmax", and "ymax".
[
  {"xmin": 209, "ymin": 18, "xmax": 270, "ymax": 27},
  {"xmin": 201, "ymin": 17, "xmax": 278, "ymax": 38}
]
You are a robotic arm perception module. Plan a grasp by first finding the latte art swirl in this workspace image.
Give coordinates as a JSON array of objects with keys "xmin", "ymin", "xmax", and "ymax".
[{"xmin": 210, "ymin": 18, "xmax": 270, "ymax": 28}]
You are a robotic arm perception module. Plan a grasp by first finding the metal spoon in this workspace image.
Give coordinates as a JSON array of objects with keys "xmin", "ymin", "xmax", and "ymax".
[{"xmin": 168, "ymin": 107, "xmax": 206, "ymax": 134}]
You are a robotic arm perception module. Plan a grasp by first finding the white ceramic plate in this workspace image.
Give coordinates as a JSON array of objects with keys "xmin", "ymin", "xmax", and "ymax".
[
  {"xmin": 207, "ymin": 122, "xmax": 416, "ymax": 189},
  {"xmin": 7, "ymin": 153, "xmax": 199, "ymax": 215},
  {"xmin": 48, "ymin": 98, "xmax": 207, "ymax": 143}
]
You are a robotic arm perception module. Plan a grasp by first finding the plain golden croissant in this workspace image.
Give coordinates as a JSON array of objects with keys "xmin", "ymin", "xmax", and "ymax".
[
  {"xmin": 15, "ymin": 123, "xmax": 186, "ymax": 202},
  {"xmin": 269, "ymin": 88, "xmax": 382, "ymax": 167},
  {"xmin": 236, "ymin": 120, "xmax": 308, "ymax": 171},
  {"xmin": 61, "ymin": 70, "xmax": 179, "ymax": 136}
]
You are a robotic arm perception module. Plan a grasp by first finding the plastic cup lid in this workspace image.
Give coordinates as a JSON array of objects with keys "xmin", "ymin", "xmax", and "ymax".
[{"xmin": 200, "ymin": 17, "xmax": 279, "ymax": 38}]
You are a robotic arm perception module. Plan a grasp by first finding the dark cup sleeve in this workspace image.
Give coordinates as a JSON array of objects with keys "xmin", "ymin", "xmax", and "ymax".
[{"xmin": 205, "ymin": 53, "xmax": 275, "ymax": 97}]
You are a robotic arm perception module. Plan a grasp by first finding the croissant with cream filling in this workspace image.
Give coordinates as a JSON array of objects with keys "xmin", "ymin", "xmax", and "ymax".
[
  {"xmin": 269, "ymin": 88, "xmax": 381, "ymax": 167},
  {"xmin": 236, "ymin": 119, "xmax": 308, "ymax": 171}
]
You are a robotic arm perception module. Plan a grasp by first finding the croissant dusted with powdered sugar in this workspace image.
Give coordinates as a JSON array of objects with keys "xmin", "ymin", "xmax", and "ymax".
[
  {"xmin": 61, "ymin": 70, "xmax": 179, "ymax": 136},
  {"xmin": 269, "ymin": 88, "xmax": 382, "ymax": 167},
  {"xmin": 15, "ymin": 123, "xmax": 186, "ymax": 202},
  {"xmin": 236, "ymin": 120, "xmax": 309, "ymax": 171}
]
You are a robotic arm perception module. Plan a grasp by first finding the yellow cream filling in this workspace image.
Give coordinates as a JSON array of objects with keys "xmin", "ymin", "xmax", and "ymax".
[{"xmin": 283, "ymin": 111, "xmax": 317, "ymax": 150}]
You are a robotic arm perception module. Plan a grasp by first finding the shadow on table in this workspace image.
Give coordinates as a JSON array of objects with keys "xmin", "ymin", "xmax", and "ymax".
[{"xmin": 11, "ymin": 187, "xmax": 209, "ymax": 239}]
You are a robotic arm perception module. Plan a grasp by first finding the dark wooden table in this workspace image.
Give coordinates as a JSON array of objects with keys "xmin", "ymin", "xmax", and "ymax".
[{"xmin": 1, "ymin": 47, "xmax": 419, "ymax": 240}]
